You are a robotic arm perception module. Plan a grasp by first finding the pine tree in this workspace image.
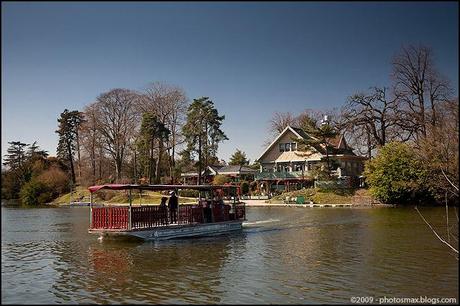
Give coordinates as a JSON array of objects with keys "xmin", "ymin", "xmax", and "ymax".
[
  {"xmin": 182, "ymin": 97, "xmax": 228, "ymax": 184},
  {"xmin": 56, "ymin": 109, "xmax": 84, "ymax": 185},
  {"xmin": 297, "ymin": 117, "xmax": 338, "ymax": 178},
  {"xmin": 3, "ymin": 141, "xmax": 28, "ymax": 171},
  {"xmin": 138, "ymin": 112, "xmax": 170, "ymax": 183},
  {"xmin": 229, "ymin": 149, "xmax": 249, "ymax": 166}
]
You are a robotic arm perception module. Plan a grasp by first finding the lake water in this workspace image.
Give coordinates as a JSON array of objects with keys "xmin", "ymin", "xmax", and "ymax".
[{"xmin": 1, "ymin": 205, "xmax": 458, "ymax": 304}]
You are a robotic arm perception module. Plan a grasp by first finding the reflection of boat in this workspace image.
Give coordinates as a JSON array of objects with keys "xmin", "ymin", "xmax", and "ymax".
[{"xmin": 87, "ymin": 184, "xmax": 246, "ymax": 240}]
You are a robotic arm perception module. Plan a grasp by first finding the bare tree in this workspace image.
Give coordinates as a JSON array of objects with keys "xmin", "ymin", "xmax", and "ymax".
[
  {"xmin": 266, "ymin": 109, "xmax": 326, "ymax": 147},
  {"xmin": 80, "ymin": 103, "xmax": 101, "ymax": 184},
  {"xmin": 392, "ymin": 44, "xmax": 453, "ymax": 140},
  {"xmin": 137, "ymin": 82, "xmax": 188, "ymax": 183},
  {"xmin": 341, "ymin": 87, "xmax": 403, "ymax": 155},
  {"xmin": 415, "ymin": 98, "xmax": 459, "ymax": 200},
  {"xmin": 94, "ymin": 88, "xmax": 140, "ymax": 182},
  {"xmin": 269, "ymin": 111, "xmax": 296, "ymax": 135}
]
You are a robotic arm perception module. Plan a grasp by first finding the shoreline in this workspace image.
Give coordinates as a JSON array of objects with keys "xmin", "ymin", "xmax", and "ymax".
[{"xmin": 243, "ymin": 199, "xmax": 395, "ymax": 208}]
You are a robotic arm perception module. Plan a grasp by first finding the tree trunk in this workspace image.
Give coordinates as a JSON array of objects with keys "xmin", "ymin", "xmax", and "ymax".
[
  {"xmin": 367, "ymin": 127, "xmax": 372, "ymax": 159},
  {"xmin": 198, "ymin": 135, "xmax": 202, "ymax": 185},
  {"xmin": 67, "ymin": 142, "xmax": 76, "ymax": 186},
  {"xmin": 76, "ymin": 130, "xmax": 82, "ymax": 181},
  {"xmin": 171, "ymin": 134, "xmax": 176, "ymax": 183},
  {"xmin": 133, "ymin": 148, "xmax": 137, "ymax": 184},
  {"xmin": 155, "ymin": 139, "xmax": 163, "ymax": 184},
  {"xmin": 115, "ymin": 156, "xmax": 123, "ymax": 182},
  {"xmin": 149, "ymin": 139, "xmax": 154, "ymax": 184}
]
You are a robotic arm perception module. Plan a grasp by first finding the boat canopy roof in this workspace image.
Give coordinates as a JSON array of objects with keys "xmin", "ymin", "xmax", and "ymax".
[{"xmin": 88, "ymin": 184, "xmax": 239, "ymax": 193}]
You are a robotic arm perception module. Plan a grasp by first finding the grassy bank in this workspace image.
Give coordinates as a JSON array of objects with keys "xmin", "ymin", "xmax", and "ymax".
[
  {"xmin": 51, "ymin": 186, "xmax": 197, "ymax": 205},
  {"xmin": 268, "ymin": 188, "xmax": 372, "ymax": 204}
]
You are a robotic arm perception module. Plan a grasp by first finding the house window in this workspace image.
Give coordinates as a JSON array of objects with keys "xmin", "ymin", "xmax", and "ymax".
[
  {"xmin": 294, "ymin": 164, "xmax": 303, "ymax": 171},
  {"xmin": 285, "ymin": 143, "xmax": 291, "ymax": 151},
  {"xmin": 291, "ymin": 143, "xmax": 297, "ymax": 151},
  {"xmin": 279, "ymin": 143, "xmax": 285, "ymax": 152}
]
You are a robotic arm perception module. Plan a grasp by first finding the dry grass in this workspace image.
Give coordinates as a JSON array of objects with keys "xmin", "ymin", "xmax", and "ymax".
[{"xmin": 52, "ymin": 187, "xmax": 196, "ymax": 205}]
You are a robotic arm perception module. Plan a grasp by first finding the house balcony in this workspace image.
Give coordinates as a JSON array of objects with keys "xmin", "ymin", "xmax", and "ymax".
[{"xmin": 255, "ymin": 171, "xmax": 312, "ymax": 180}]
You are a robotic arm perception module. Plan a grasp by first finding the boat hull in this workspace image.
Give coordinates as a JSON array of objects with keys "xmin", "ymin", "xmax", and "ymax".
[{"xmin": 89, "ymin": 220, "xmax": 243, "ymax": 240}]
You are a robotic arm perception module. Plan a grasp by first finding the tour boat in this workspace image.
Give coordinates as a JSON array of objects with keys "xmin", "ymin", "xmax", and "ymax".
[{"xmin": 87, "ymin": 184, "xmax": 246, "ymax": 240}]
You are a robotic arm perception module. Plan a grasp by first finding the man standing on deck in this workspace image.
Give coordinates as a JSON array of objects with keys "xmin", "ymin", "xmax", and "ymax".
[{"xmin": 168, "ymin": 191, "xmax": 178, "ymax": 223}]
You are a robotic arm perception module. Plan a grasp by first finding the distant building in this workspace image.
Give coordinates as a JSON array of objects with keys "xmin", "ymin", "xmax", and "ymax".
[
  {"xmin": 181, "ymin": 164, "xmax": 257, "ymax": 185},
  {"xmin": 255, "ymin": 126, "xmax": 367, "ymax": 193}
]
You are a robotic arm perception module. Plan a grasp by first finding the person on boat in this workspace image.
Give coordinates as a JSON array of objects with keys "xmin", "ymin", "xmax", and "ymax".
[
  {"xmin": 159, "ymin": 196, "xmax": 168, "ymax": 225},
  {"xmin": 168, "ymin": 191, "xmax": 178, "ymax": 224},
  {"xmin": 160, "ymin": 196, "xmax": 167, "ymax": 208}
]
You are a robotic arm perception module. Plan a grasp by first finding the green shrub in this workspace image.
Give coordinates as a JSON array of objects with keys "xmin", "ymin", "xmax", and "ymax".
[
  {"xmin": 240, "ymin": 181, "xmax": 250, "ymax": 195},
  {"xmin": 364, "ymin": 142, "xmax": 428, "ymax": 204},
  {"xmin": 19, "ymin": 179, "xmax": 52, "ymax": 205},
  {"xmin": 213, "ymin": 174, "xmax": 230, "ymax": 185}
]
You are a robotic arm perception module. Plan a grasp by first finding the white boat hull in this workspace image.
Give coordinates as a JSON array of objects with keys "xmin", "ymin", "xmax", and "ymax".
[{"xmin": 89, "ymin": 220, "xmax": 243, "ymax": 240}]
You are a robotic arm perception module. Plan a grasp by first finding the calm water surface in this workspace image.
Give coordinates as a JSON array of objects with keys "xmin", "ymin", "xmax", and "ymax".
[{"xmin": 1, "ymin": 204, "xmax": 458, "ymax": 304}]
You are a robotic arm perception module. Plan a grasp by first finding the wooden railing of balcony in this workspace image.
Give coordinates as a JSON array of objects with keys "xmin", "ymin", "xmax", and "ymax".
[{"xmin": 255, "ymin": 171, "xmax": 307, "ymax": 180}]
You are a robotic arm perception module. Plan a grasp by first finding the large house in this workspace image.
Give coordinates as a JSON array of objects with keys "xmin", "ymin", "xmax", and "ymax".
[{"xmin": 255, "ymin": 125, "xmax": 367, "ymax": 193}]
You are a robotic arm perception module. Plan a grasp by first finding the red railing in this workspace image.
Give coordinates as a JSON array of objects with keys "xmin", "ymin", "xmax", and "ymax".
[
  {"xmin": 91, "ymin": 207, "xmax": 129, "ymax": 229},
  {"xmin": 131, "ymin": 206, "xmax": 168, "ymax": 229},
  {"xmin": 212, "ymin": 204, "xmax": 231, "ymax": 222},
  {"xmin": 235, "ymin": 205, "xmax": 246, "ymax": 220},
  {"xmin": 178, "ymin": 204, "xmax": 204, "ymax": 224},
  {"xmin": 90, "ymin": 203, "xmax": 246, "ymax": 230}
]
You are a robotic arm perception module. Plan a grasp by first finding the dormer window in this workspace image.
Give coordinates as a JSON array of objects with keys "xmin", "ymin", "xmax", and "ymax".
[{"xmin": 279, "ymin": 142, "xmax": 297, "ymax": 152}]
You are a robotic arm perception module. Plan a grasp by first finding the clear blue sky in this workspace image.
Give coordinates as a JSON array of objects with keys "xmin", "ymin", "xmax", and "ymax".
[{"xmin": 2, "ymin": 2, "xmax": 458, "ymax": 163}]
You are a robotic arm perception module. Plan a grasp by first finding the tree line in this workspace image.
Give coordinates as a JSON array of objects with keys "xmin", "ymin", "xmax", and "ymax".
[{"xmin": 2, "ymin": 82, "xmax": 236, "ymax": 204}]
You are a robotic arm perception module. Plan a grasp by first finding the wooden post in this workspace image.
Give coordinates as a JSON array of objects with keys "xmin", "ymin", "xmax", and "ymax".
[{"xmin": 128, "ymin": 189, "xmax": 132, "ymax": 230}]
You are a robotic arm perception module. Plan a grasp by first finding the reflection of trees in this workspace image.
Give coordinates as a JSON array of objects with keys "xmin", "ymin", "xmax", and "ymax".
[
  {"xmin": 128, "ymin": 238, "xmax": 232, "ymax": 303},
  {"xmin": 50, "ymin": 215, "xmax": 234, "ymax": 304}
]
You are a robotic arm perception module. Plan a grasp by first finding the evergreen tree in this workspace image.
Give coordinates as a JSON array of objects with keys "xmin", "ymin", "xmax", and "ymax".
[
  {"xmin": 297, "ymin": 117, "xmax": 338, "ymax": 178},
  {"xmin": 182, "ymin": 97, "xmax": 228, "ymax": 184},
  {"xmin": 3, "ymin": 141, "xmax": 28, "ymax": 171},
  {"xmin": 2, "ymin": 141, "xmax": 30, "ymax": 198},
  {"xmin": 56, "ymin": 109, "xmax": 84, "ymax": 185},
  {"xmin": 137, "ymin": 112, "xmax": 170, "ymax": 183},
  {"xmin": 27, "ymin": 141, "xmax": 49, "ymax": 162},
  {"xmin": 229, "ymin": 149, "xmax": 249, "ymax": 166}
]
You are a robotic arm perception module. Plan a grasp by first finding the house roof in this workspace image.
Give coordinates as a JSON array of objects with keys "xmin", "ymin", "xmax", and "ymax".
[
  {"xmin": 218, "ymin": 165, "xmax": 257, "ymax": 174},
  {"xmin": 257, "ymin": 126, "xmax": 306, "ymax": 161},
  {"xmin": 274, "ymin": 151, "xmax": 323, "ymax": 162},
  {"xmin": 257, "ymin": 125, "xmax": 357, "ymax": 161}
]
